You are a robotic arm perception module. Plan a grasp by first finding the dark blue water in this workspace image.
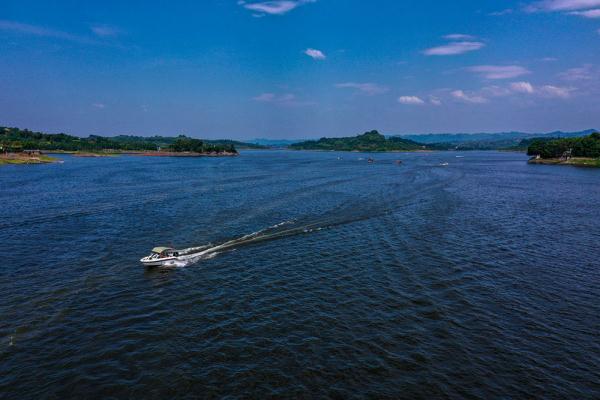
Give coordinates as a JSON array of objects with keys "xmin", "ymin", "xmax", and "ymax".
[{"xmin": 1, "ymin": 151, "xmax": 599, "ymax": 399}]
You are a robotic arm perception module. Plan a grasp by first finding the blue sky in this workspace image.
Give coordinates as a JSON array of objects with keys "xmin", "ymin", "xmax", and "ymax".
[{"xmin": 1, "ymin": 0, "xmax": 599, "ymax": 139}]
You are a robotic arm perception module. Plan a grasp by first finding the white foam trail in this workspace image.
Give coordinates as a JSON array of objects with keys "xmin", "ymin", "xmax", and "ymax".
[{"xmin": 171, "ymin": 220, "xmax": 297, "ymax": 267}]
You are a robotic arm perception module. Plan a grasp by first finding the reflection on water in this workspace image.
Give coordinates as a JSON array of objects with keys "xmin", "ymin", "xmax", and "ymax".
[{"xmin": 1, "ymin": 151, "xmax": 599, "ymax": 399}]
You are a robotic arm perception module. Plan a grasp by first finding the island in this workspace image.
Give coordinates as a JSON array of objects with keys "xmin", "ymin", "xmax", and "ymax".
[
  {"xmin": 527, "ymin": 132, "xmax": 600, "ymax": 167},
  {"xmin": 289, "ymin": 130, "xmax": 427, "ymax": 152},
  {"xmin": 0, "ymin": 126, "xmax": 269, "ymax": 165}
]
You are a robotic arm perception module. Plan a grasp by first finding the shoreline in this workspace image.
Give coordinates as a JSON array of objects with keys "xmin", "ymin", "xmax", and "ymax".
[
  {"xmin": 44, "ymin": 150, "xmax": 238, "ymax": 157},
  {"xmin": 288, "ymin": 148, "xmax": 433, "ymax": 153},
  {"xmin": 528, "ymin": 157, "xmax": 600, "ymax": 168},
  {"xmin": 0, "ymin": 153, "xmax": 59, "ymax": 165},
  {"xmin": 138, "ymin": 151, "xmax": 239, "ymax": 157}
]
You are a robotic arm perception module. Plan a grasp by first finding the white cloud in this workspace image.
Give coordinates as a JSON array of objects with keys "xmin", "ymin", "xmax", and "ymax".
[
  {"xmin": 504, "ymin": 81, "xmax": 574, "ymax": 98},
  {"xmin": 335, "ymin": 82, "xmax": 389, "ymax": 95},
  {"xmin": 443, "ymin": 33, "xmax": 475, "ymax": 40},
  {"xmin": 423, "ymin": 41, "xmax": 485, "ymax": 56},
  {"xmin": 526, "ymin": 0, "xmax": 600, "ymax": 11},
  {"xmin": 467, "ymin": 65, "xmax": 531, "ymax": 79},
  {"xmin": 238, "ymin": 0, "xmax": 316, "ymax": 15},
  {"xmin": 510, "ymin": 81, "xmax": 535, "ymax": 93},
  {"xmin": 90, "ymin": 24, "xmax": 120, "ymax": 37},
  {"xmin": 0, "ymin": 20, "xmax": 95, "ymax": 44},
  {"xmin": 304, "ymin": 48, "xmax": 326, "ymax": 60},
  {"xmin": 568, "ymin": 8, "xmax": 600, "ymax": 16},
  {"xmin": 539, "ymin": 85, "xmax": 574, "ymax": 98},
  {"xmin": 397, "ymin": 96, "xmax": 425, "ymax": 105},
  {"xmin": 481, "ymin": 85, "xmax": 512, "ymax": 97},
  {"xmin": 489, "ymin": 8, "xmax": 514, "ymax": 16},
  {"xmin": 252, "ymin": 92, "xmax": 313, "ymax": 106},
  {"xmin": 92, "ymin": 103, "xmax": 106, "ymax": 109},
  {"xmin": 559, "ymin": 64, "xmax": 595, "ymax": 80},
  {"xmin": 253, "ymin": 93, "xmax": 277, "ymax": 101},
  {"xmin": 429, "ymin": 96, "xmax": 442, "ymax": 106},
  {"xmin": 451, "ymin": 90, "xmax": 488, "ymax": 104}
]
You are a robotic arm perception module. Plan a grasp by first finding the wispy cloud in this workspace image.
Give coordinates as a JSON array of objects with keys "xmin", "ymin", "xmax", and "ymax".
[
  {"xmin": 567, "ymin": 8, "xmax": 600, "ymax": 16},
  {"xmin": 559, "ymin": 64, "xmax": 596, "ymax": 80},
  {"xmin": 252, "ymin": 92, "xmax": 313, "ymax": 106},
  {"xmin": 92, "ymin": 103, "xmax": 106, "ymax": 109},
  {"xmin": 443, "ymin": 33, "xmax": 475, "ymax": 40},
  {"xmin": 539, "ymin": 85, "xmax": 575, "ymax": 98},
  {"xmin": 238, "ymin": 0, "xmax": 316, "ymax": 16},
  {"xmin": 335, "ymin": 82, "xmax": 389, "ymax": 95},
  {"xmin": 304, "ymin": 48, "xmax": 326, "ymax": 60},
  {"xmin": 0, "ymin": 20, "xmax": 95, "ymax": 44},
  {"xmin": 451, "ymin": 90, "xmax": 488, "ymax": 104},
  {"xmin": 423, "ymin": 36, "xmax": 485, "ymax": 56},
  {"xmin": 429, "ymin": 96, "xmax": 442, "ymax": 106},
  {"xmin": 480, "ymin": 85, "xmax": 512, "ymax": 97},
  {"xmin": 526, "ymin": 0, "xmax": 600, "ymax": 12},
  {"xmin": 488, "ymin": 8, "xmax": 514, "ymax": 16},
  {"xmin": 0, "ymin": 20, "xmax": 123, "ymax": 45},
  {"xmin": 467, "ymin": 65, "xmax": 531, "ymax": 79},
  {"xmin": 397, "ymin": 96, "xmax": 425, "ymax": 105},
  {"xmin": 253, "ymin": 93, "xmax": 277, "ymax": 102},
  {"xmin": 90, "ymin": 24, "xmax": 121, "ymax": 37},
  {"xmin": 508, "ymin": 81, "xmax": 574, "ymax": 98}
]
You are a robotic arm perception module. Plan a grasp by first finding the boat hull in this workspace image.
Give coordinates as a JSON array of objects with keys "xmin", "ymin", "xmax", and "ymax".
[{"xmin": 140, "ymin": 256, "xmax": 177, "ymax": 267}]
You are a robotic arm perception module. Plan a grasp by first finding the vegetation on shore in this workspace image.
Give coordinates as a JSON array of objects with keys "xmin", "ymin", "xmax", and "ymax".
[
  {"xmin": 527, "ymin": 133, "xmax": 600, "ymax": 158},
  {"xmin": 167, "ymin": 137, "xmax": 236, "ymax": 154},
  {"xmin": 0, "ymin": 153, "xmax": 58, "ymax": 165},
  {"xmin": 527, "ymin": 133, "xmax": 600, "ymax": 167},
  {"xmin": 289, "ymin": 130, "xmax": 426, "ymax": 152},
  {"xmin": 528, "ymin": 157, "xmax": 600, "ymax": 167},
  {"xmin": 0, "ymin": 126, "xmax": 258, "ymax": 154}
]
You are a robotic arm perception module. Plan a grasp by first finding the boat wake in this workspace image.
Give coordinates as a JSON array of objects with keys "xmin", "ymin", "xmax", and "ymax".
[
  {"xmin": 167, "ymin": 198, "xmax": 407, "ymax": 267},
  {"xmin": 154, "ymin": 167, "xmax": 461, "ymax": 268}
]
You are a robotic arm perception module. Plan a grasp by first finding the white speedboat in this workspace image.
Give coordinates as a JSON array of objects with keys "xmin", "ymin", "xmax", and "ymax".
[
  {"xmin": 140, "ymin": 244, "xmax": 221, "ymax": 267},
  {"xmin": 140, "ymin": 247, "xmax": 181, "ymax": 267}
]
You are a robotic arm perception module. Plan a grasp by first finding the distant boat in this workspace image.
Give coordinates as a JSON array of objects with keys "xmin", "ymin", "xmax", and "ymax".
[
  {"xmin": 439, "ymin": 162, "xmax": 449, "ymax": 166},
  {"xmin": 368, "ymin": 158, "xmax": 374, "ymax": 163},
  {"xmin": 395, "ymin": 160, "xmax": 403, "ymax": 165}
]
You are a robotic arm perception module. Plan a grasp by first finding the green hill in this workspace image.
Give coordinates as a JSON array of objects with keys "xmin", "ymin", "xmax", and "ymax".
[
  {"xmin": 527, "ymin": 132, "xmax": 600, "ymax": 159},
  {"xmin": 290, "ymin": 130, "xmax": 426, "ymax": 152}
]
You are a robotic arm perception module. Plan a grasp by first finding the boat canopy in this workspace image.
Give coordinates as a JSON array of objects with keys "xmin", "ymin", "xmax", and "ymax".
[{"xmin": 152, "ymin": 247, "xmax": 174, "ymax": 254}]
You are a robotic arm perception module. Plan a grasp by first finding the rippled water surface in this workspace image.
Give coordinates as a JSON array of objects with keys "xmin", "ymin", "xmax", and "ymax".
[{"xmin": 1, "ymin": 151, "xmax": 599, "ymax": 399}]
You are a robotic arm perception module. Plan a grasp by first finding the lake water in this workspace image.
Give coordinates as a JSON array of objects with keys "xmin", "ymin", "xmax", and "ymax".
[{"xmin": 1, "ymin": 151, "xmax": 599, "ymax": 398}]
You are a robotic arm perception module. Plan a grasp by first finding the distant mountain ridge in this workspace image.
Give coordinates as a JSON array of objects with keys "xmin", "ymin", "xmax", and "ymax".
[
  {"xmin": 397, "ymin": 129, "xmax": 597, "ymax": 144},
  {"xmin": 250, "ymin": 138, "xmax": 304, "ymax": 147}
]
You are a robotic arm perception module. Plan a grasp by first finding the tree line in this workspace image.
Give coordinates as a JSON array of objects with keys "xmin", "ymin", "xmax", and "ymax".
[
  {"xmin": 527, "ymin": 133, "xmax": 600, "ymax": 159},
  {"xmin": 0, "ymin": 127, "xmax": 237, "ymax": 153}
]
